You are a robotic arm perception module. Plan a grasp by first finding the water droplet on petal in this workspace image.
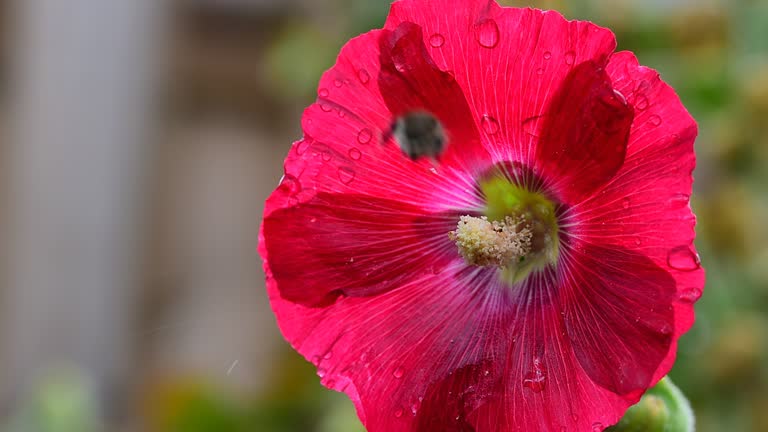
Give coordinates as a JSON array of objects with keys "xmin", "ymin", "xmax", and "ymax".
[
  {"xmin": 667, "ymin": 246, "xmax": 701, "ymax": 271},
  {"xmin": 393, "ymin": 367, "xmax": 404, "ymax": 379},
  {"xmin": 333, "ymin": 79, "xmax": 343, "ymax": 88},
  {"xmin": 337, "ymin": 167, "xmax": 356, "ymax": 184},
  {"xmin": 648, "ymin": 114, "xmax": 662, "ymax": 126},
  {"xmin": 320, "ymin": 103, "xmax": 332, "ymax": 112},
  {"xmin": 622, "ymin": 197, "xmax": 631, "ymax": 209},
  {"xmin": 429, "ymin": 33, "xmax": 445, "ymax": 47},
  {"xmin": 543, "ymin": 51, "xmax": 552, "ymax": 60},
  {"xmin": 536, "ymin": 67, "xmax": 544, "ymax": 75},
  {"xmin": 317, "ymin": 368, "xmax": 327, "ymax": 378},
  {"xmin": 348, "ymin": 148, "xmax": 361, "ymax": 160},
  {"xmin": 319, "ymin": 88, "xmax": 329, "ymax": 97},
  {"xmin": 638, "ymin": 313, "xmax": 673, "ymax": 335},
  {"xmin": 410, "ymin": 400, "xmax": 421, "ymax": 414},
  {"xmin": 591, "ymin": 89, "xmax": 630, "ymax": 134},
  {"xmin": 357, "ymin": 128, "xmax": 373, "ymax": 144},
  {"xmin": 475, "ymin": 19, "xmax": 500, "ymax": 48},
  {"xmin": 634, "ymin": 94, "xmax": 649, "ymax": 111},
  {"xmin": 636, "ymin": 80, "xmax": 651, "ymax": 93},
  {"xmin": 679, "ymin": 287, "xmax": 703, "ymax": 303},
  {"xmin": 394, "ymin": 408, "xmax": 404, "ymax": 418},
  {"xmin": 612, "ymin": 89, "xmax": 628, "ymax": 105},
  {"xmin": 523, "ymin": 373, "xmax": 546, "ymax": 392},
  {"xmin": 324, "ymin": 351, "xmax": 333, "ymax": 360},
  {"xmin": 357, "ymin": 69, "xmax": 370, "ymax": 84},
  {"xmin": 481, "ymin": 115, "xmax": 500, "ymax": 134},
  {"xmin": 658, "ymin": 323, "xmax": 673, "ymax": 335},
  {"xmin": 321, "ymin": 150, "xmax": 331, "ymax": 161},
  {"xmin": 564, "ymin": 51, "xmax": 576, "ymax": 65},
  {"xmin": 667, "ymin": 193, "xmax": 690, "ymax": 209},
  {"xmin": 523, "ymin": 358, "xmax": 546, "ymax": 393},
  {"xmin": 592, "ymin": 422, "xmax": 603, "ymax": 432},
  {"xmin": 522, "ymin": 115, "xmax": 543, "ymax": 138},
  {"xmin": 296, "ymin": 140, "xmax": 310, "ymax": 155}
]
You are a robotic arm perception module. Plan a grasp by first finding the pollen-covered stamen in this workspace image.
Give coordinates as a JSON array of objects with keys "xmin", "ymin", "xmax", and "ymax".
[{"xmin": 449, "ymin": 215, "xmax": 533, "ymax": 268}]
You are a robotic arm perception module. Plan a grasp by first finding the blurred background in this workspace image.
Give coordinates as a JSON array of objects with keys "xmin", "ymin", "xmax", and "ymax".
[{"xmin": 0, "ymin": 0, "xmax": 765, "ymax": 431}]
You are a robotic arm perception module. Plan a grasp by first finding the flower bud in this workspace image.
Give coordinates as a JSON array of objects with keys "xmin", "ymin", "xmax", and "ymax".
[{"xmin": 608, "ymin": 377, "xmax": 693, "ymax": 432}]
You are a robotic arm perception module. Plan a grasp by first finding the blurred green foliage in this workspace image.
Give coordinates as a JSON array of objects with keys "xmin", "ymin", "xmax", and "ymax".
[
  {"xmin": 162, "ymin": 0, "xmax": 768, "ymax": 431},
  {"xmin": 5, "ymin": 371, "xmax": 100, "ymax": 432}
]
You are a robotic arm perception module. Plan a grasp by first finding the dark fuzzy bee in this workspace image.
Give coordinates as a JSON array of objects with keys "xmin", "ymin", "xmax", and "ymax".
[{"xmin": 390, "ymin": 111, "xmax": 447, "ymax": 160}]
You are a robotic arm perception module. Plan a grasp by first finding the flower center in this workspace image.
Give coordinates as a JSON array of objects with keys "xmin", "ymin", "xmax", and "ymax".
[
  {"xmin": 449, "ymin": 215, "xmax": 533, "ymax": 268},
  {"xmin": 450, "ymin": 176, "xmax": 560, "ymax": 283}
]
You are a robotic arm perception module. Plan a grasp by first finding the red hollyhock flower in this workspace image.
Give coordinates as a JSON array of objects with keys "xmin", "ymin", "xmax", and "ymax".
[{"xmin": 259, "ymin": 0, "xmax": 704, "ymax": 430}]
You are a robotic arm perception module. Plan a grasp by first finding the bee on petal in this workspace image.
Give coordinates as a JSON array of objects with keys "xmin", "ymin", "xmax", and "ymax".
[{"xmin": 390, "ymin": 111, "xmax": 447, "ymax": 160}]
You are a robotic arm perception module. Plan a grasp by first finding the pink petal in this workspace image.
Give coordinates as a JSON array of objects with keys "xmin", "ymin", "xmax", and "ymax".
[
  {"xmin": 262, "ymin": 192, "xmax": 458, "ymax": 306},
  {"xmin": 559, "ymin": 243, "xmax": 675, "ymax": 397},
  {"xmin": 570, "ymin": 51, "xmax": 703, "ymax": 384},
  {"xmin": 378, "ymin": 22, "xmax": 487, "ymax": 168},
  {"xmin": 287, "ymin": 28, "xmax": 483, "ymax": 212},
  {"xmin": 385, "ymin": 0, "xmax": 617, "ymax": 168},
  {"xmin": 262, "ymin": 258, "xmax": 509, "ymax": 431},
  {"xmin": 263, "ymin": 243, "xmax": 663, "ymax": 431},
  {"xmin": 536, "ymin": 61, "xmax": 634, "ymax": 203}
]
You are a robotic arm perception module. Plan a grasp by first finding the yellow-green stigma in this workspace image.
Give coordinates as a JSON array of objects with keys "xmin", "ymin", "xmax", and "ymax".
[{"xmin": 450, "ymin": 176, "xmax": 560, "ymax": 283}]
